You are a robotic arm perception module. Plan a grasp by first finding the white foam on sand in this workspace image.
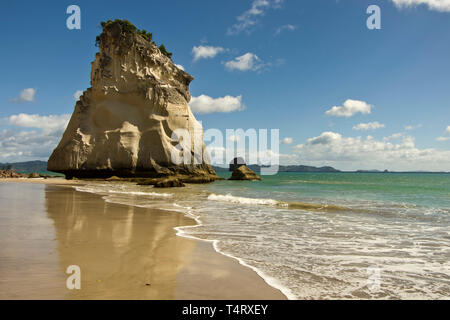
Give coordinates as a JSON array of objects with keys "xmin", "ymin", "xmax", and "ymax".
[
  {"xmin": 74, "ymin": 185, "xmax": 172, "ymax": 198},
  {"xmin": 207, "ymin": 193, "xmax": 280, "ymax": 206},
  {"xmin": 106, "ymin": 189, "xmax": 172, "ymax": 197},
  {"xmin": 173, "ymin": 203, "xmax": 296, "ymax": 300},
  {"xmin": 72, "ymin": 183, "xmax": 294, "ymax": 299}
]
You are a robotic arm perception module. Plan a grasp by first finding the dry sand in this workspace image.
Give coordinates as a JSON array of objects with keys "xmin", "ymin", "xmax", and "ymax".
[{"xmin": 0, "ymin": 181, "xmax": 285, "ymax": 300}]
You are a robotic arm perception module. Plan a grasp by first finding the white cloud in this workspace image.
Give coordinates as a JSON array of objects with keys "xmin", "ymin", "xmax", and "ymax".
[
  {"xmin": 280, "ymin": 137, "xmax": 293, "ymax": 145},
  {"xmin": 192, "ymin": 45, "xmax": 225, "ymax": 61},
  {"xmin": 73, "ymin": 90, "xmax": 83, "ymax": 101},
  {"xmin": 225, "ymin": 53, "xmax": 263, "ymax": 71},
  {"xmin": 353, "ymin": 121, "xmax": 385, "ymax": 131},
  {"xmin": 275, "ymin": 24, "xmax": 297, "ymax": 35},
  {"xmin": 7, "ymin": 113, "xmax": 71, "ymax": 133},
  {"xmin": 391, "ymin": 0, "xmax": 450, "ymax": 12},
  {"xmin": 175, "ymin": 64, "xmax": 185, "ymax": 71},
  {"xmin": 404, "ymin": 124, "xmax": 422, "ymax": 131},
  {"xmin": 189, "ymin": 95, "xmax": 245, "ymax": 114},
  {"xmin": 386, "ymin": 132, "xmax": 403, "ymax": 140},
  {"xmin": 325, "ymin": 99, "xmax": 372, "ymax": 118},
  {"xmin": 0, "ymin": 113, "xmax": 71, "ymax": 162},
  {"xmin": 437, "ymin": 126, "xmax": 450, "ymax": 141},
  {"xmin": 227, "ymin": 0, "xmax": 284, "ymax": 35},
  {"xmin": 11, "ymin": 88, "xmax": 36, "ymax": 103},
  {"xmin": 293, "ymin": 131, "xmax": 450, "ymax": 171}
]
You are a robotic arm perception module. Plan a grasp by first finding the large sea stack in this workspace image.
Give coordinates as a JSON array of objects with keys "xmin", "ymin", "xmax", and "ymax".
[{"xmin": 48, "ymin": 20, "xmax": 218, "ymax": 181}]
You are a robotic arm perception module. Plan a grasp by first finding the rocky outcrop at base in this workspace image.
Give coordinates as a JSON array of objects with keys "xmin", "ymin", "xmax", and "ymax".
[
  {"xmin": 0, "ymin": 170, "xmax": 46, "ymax": 179},
  {"xmin": 0, "ymin": 170, "xmax": 26, "ymax": 178},
  {"xmin": 135, "ymin": 173, "xmax": 221, "ymax": 187},
  {"xmin": 229, "ymin": 166, "xmax": 262, "ymax": 181},
  {"xmin": 154, "ymin": 178, "xmax": 185, "ymax": 188}
]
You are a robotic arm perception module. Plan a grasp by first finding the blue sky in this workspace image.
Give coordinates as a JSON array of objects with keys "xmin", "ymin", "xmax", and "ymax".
[{"xmin": 1, "ymin": 0, "xmax": 449, "ymax": 170}]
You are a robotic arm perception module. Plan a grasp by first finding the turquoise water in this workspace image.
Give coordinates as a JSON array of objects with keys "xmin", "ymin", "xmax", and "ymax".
[
  {"xmin": 75, "ymin": 172, "xmax": 450, "ymax": 299},
  {"xmin": 214, "ymin": 172, "xmax": 450, "ymax": 210}
]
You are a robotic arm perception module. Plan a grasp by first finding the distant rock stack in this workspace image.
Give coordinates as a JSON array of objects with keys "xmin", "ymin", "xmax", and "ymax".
[
  {"xmin": 229, "ymin": 165, "xmax": 261, "ymax": 181},
  {"xmin": 229, "ymin": 157, "xmax": 246, "ymax": 172},
  {"xmin": 48, "ymin": 20, "xmax": 218, "ymax": 181}
]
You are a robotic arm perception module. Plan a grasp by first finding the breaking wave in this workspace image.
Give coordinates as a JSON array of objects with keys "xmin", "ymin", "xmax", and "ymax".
[{"xmin": 207, "ymin": 193, "xmax": 351, "ymax": 212}]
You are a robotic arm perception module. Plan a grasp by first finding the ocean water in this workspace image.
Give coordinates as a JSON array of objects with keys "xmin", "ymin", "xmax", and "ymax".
[{"xmin": 74, "ymin": 172, "xmax": 450, "ymax": 299}]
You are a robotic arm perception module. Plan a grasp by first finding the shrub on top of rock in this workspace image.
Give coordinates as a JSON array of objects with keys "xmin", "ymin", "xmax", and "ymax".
[
  {"xmin": 95, "ymin": 19, "xmax": 172, "ymax": 60},
  {"xmin": 158, "ymin": 44, "xmax": 172, "ymax": 59}
]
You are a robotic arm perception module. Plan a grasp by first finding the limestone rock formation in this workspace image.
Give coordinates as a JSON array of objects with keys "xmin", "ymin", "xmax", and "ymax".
[
  {"xmin": 229, "ymin": 166, "xmax": 262, "ymax": 181},
  {"xmin": 48, "ymin": 20, "xmax": 218, "ymax": 181}
]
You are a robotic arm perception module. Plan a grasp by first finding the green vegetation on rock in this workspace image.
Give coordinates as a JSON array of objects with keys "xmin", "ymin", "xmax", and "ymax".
[
  {"xmin": 95, "ymin": 19, "xmax": 172, "ymax": 59},
  {"xmin": 158, "ymin": 44, "xmax": 172, "ymax": 59}
]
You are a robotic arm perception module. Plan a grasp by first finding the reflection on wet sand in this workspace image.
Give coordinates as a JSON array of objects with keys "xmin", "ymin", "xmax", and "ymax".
[
  {"xmin": 0, "ymin": 183, "xmax": 67, "ymax": 299},
  {"xmin": 45, "ymin": 185, "xmax": 196, "ymax": 299},
  {"xmin": 0, "ymin": 182, "xmax": 285, "ymax": 299}
]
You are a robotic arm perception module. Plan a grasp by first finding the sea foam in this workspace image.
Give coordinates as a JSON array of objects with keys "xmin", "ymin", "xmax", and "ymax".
[{"xmin": 207, "ymin": 193, "xmax": 280, "ymax": 206}]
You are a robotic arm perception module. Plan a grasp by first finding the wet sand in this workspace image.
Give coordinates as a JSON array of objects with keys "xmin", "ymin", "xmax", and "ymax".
[
  {"xmin": 0, "ymin": 181, "xmax": 285, "ymax": 300},
  {"xmin": 0, "ymin": 177, "xmax": 78, "ymax": 185}
]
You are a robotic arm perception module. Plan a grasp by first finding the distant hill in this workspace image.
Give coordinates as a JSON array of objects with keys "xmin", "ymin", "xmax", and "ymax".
[
  {"xmin": 213, "ymin": 164, "xmax": 340, "ymax": 173},
  {"xmin": 2, "ymin": 161, "xmax": 446, "ymax": 175},
  {"xmin": 2, "ymin": 161, "xmax": 339, "ymax": 175},
  {"xmin": 0, "ymin": 161, "xmax": 62, "ymax": 176}
]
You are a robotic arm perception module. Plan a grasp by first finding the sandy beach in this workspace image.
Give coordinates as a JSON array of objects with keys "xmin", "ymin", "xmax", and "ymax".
[
  {"xmin": 0, "ymin": 180, "xmax": 285, "ymax": 300},
  {"xmin": 0, "ymin": 177, "xmax": 79, "ymax": 185}
]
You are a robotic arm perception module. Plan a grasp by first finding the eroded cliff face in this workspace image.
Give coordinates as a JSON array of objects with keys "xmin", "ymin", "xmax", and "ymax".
[{"xmin": 48, "ymin": 22, "xmax": 217, "ymax": 179}]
